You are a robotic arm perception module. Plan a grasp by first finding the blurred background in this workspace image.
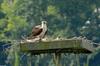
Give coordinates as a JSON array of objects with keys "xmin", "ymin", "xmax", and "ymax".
[{"xmin": 0, "ymin": 0, "xmax": 100, "ymax": 66}]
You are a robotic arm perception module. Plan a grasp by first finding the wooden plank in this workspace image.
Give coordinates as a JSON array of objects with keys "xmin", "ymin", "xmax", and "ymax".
[{"xmin": 20, "ymin": 39, "xmax": 94, "ymax": 54}]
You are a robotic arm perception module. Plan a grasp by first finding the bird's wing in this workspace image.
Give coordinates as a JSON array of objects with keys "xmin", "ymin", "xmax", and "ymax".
[
  {"xmin": 42, "ymin": 29, "xmax": 48, "ymax": 38},
  {"xmin": 31, "ymin": 27, "xmax": 43, "ymax": 36},
  {"xmin": 38, "ymin": 26, "xmax": 47, "ymax": 39}
]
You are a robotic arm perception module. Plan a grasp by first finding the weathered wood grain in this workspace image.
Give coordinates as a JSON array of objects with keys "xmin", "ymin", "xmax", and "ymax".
[{"xmin": 20, "ymin": 39, "xmax": 94, "ymax": 54}]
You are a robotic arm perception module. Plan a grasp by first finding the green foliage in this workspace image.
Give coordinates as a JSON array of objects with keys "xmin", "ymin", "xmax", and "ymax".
[
  {"xmin": 0, "ymin": 0, "xmax": 28, "ymax": 39},
  {"xmin": 47, "ymin": 5, "xmax": 59, "ymax": 16},
  {"xmin": 0, "ymin": 0, "xmax": 100, "ymax": 40}
]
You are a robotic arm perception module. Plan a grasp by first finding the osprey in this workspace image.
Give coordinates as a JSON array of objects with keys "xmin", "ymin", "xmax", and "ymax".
[{"xmin": 29, "ymin": 21, "xmax": 47, "ymax": 40}]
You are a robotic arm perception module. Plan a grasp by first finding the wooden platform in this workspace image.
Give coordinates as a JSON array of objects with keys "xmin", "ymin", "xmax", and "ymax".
[{"xmin": 20, "ymin": 38, "xmax": 94, "ymax": 54}]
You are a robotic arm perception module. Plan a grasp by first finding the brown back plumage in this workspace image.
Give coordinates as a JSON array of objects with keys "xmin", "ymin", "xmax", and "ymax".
[{"xmin": 31, "ymin": 27, "xmax": 43, "ymax": 36}]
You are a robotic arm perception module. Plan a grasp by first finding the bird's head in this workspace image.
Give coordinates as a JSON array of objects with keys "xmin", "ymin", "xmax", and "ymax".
[
  {"xmin": 41, "ymin": 21, "xmax": 47, "ymax": 25},
  {"xmin": 41, "ymin": 21, "xmax": 47, "ymax": 28}
]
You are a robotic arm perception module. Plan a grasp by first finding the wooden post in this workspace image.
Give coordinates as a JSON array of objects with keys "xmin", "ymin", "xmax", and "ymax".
[
  {"xmin": 75, "ymin": 54, "xmax": 80, "ymax": 66},
  {"xmin": 27, "ymin": 53, "xmax": 32, "ymax": 66},
  {"xmin": 53, "ymin": 53, "xmax": 61, "ymax": 66},
  {"xmin": 20, "ymin": 39, "xmax": 93, "ymax": 66}
]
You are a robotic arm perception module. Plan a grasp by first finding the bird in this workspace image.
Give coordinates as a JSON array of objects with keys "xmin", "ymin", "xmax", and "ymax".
[{"xmin": 28, "ymin": 21, "xmax": 47, "ymax": 40}]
